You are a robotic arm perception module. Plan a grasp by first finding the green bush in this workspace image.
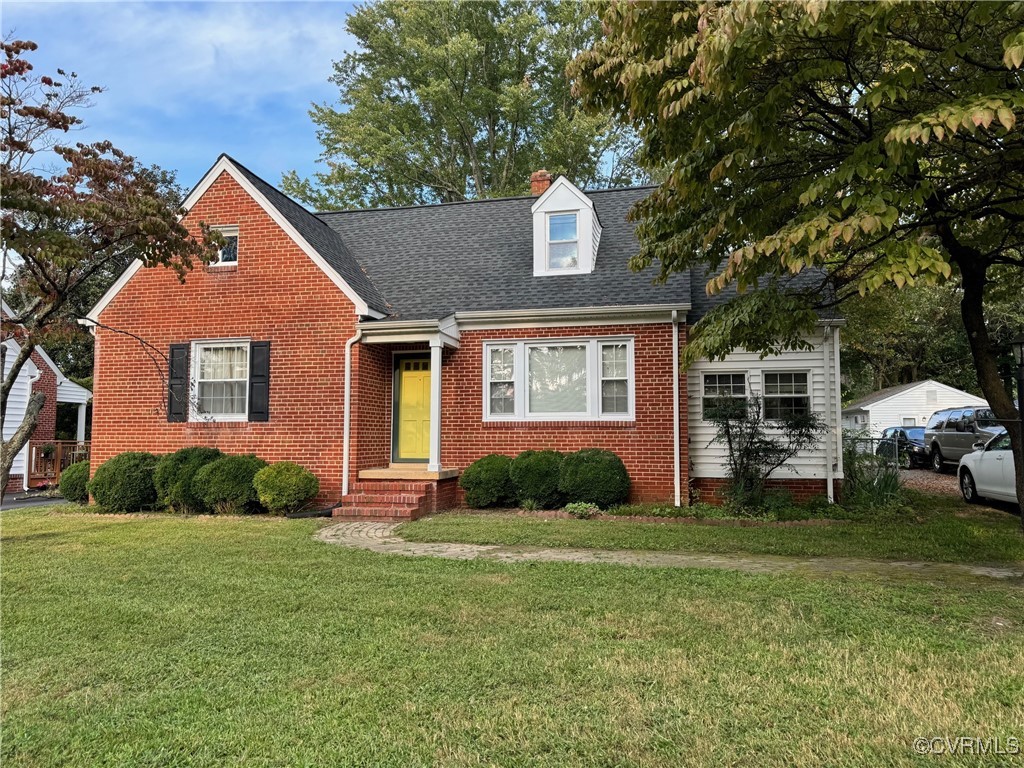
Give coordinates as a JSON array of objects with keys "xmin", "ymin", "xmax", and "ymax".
[
  {"xmin": 558, "ymin": 449, "xmax": 630, "ymax": 509},
  {"xmin": 564, "ymin": 501, "xmax": 600, "ymax": 519},
  {"xmin": 154, "ymin": 447, "xmax": 224, "ymax": 513},
  {"xmin": 192, "ymin": 454, "xmax": 268, "ymax": 515},
  {"xmin": 253, "ymin": 462, "xmax": 320, "ymax": 515},
  {"xmin": 509, "ymin": 450, "xmax": 564, "ymax": 509},
  {"xmin": 459, "ymin": 454, "xmax": 516, "ymax": 508},
  {"xmin": 87, "ymin": 452, "xmax": 159, "ymax": 512},
  {"xmin": 59, "ymin": 460, "xmax": 90, "ymax": 504}
]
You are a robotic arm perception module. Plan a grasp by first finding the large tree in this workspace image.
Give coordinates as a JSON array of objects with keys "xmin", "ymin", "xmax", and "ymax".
[
  {"xmin": 573, "ymin": 1, "xmax": 1024, "ymax": 519},
  {"xmin": 283, "ymin": 0, "xmax": 644, "ymax": 210},
  {"xmin": 1, "ymin": 39, "xmax": 218, "ymax": 491}
]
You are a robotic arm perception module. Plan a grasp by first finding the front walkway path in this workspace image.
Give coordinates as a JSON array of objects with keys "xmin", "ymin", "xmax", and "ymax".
[{"xmin": 316, "ymin": 522, "xmax": 1024, "ymax": 582}]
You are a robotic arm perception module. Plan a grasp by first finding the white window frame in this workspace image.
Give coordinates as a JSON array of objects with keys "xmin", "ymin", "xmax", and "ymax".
[
  {"xmin": 190, "ymin": 339, "xmax": 250, "ymax": 422},
  {"xmin": 701, "ymin": 372, "xmax": 747, "ymax": 420},
  {"xmin": 545, "ymin": 211, "xmax": 580, "ymax": 272},
  {"xmin": 210, "ymin": 225, "xmax": 239, "ymax": 267},
  {"xmin": 482, "ymin": 336, "xmax": 635, "ymax": 422},
  {"xmin": 761, "ymin": 370, "xmax": 811, "ymax": 420}
]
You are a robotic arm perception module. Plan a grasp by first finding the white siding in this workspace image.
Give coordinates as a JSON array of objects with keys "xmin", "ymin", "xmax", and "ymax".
[
  {"xmin": 2, "ymin": 340, "xmax": 39, "ymax": 486},
  {"xmin": 853, "ymin": 382, "xmax": 986, "ymax": 438},
  {"xmin": 687, "ymin": 331, "xmax": 842, "ymax": 481}
]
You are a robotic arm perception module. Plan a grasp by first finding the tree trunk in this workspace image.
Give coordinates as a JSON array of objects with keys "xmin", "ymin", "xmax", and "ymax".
[
  {"xmin": 1, "ymin": 390, "xmax": 45, "ymax": 494},
  {"xmin": 957, "ymin": 259, "xmax": 1024, "ymax": 527}
]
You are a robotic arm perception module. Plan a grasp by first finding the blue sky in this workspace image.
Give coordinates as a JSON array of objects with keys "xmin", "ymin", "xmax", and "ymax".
[{"xmin": 5, "ymin": 1, "xmax": 358, "ymax": 198}]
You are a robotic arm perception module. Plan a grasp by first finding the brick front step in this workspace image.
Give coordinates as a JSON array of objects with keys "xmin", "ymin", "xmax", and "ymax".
[{"xmin": 331, "ymin": 504, "xmax": 424, "ymax": 521}]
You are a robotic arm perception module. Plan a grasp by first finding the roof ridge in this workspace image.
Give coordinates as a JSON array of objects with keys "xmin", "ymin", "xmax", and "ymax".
[{"xmin": 314, "ymin": 183, "xmax": 656, "ymax": 217}]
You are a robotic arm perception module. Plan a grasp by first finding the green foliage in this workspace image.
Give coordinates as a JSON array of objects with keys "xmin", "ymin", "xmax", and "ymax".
[
  {"xmin": 842, "ymin": 435, "xmax": 906, "ymax": 511},
  {"xmin": 573, "ymin": 3, "xmax": 1024, "ymax": 505},
  {"xmin": 282, "ymin": 0, "xmax": 643, "ymax": 210},
  {"xmin": 192, "ymin": 455, "xmax": 268, "ymax": 515},
  {"xmin": 58, "ymin": 460, "xmax": 89, "ymax": 504},
  {"xmin": 564, "ymin": 501, "xmax": 600, "ymax": 520},
  {"xmin": 707, "ymin": 396, "xmax": 826, "ymax": 513},
  {"xmin": 509, "ymin": 450, "xmax": 564, "ymax": 509},
  {"xmin": 87, "ymin": 452, "xmax": 159, "ymax": 513},
  {"xmin": 558, "ymin": 449, "xmax": 630, "ymax": 509},
  {"xmin": 253, "ymin": 462, "xmax": 320, "ymax": 515},
  {"xmin": 459, "ymin": 454, "xmax": 517, "ymax": 508},
  {"xmin": 153, "ymin": 447, "xmax": 224, "ymax": 514}
]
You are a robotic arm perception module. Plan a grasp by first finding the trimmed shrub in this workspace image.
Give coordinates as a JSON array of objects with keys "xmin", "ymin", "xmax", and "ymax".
[
  {"xmin": 192, "ymin": 454, "xmax": 268, "ymax": 515},
  {"xmin": 154, "ymin": 447, "xmax": 224, "ymax": 513},
  {"xmin": 509, "ymin": 450, "xmax": 564, "ymax": 509},
  {"xmin": 459, "ymin": 454, "xmax": 516, "ymax": 508},
  {"xmin": 59, "ymin": 460, "xmax": 90, "ymax": 504},
  {"xmin": 87, "ymin": 451, "xmax": 159, "ymax": 512},
  {"xmin": 253, "ymin": 462, "xmax": 320, "ymax": 515},
  {"xmin": 558, "ymin": 449, "xmax": 630, "ymax": 509}
]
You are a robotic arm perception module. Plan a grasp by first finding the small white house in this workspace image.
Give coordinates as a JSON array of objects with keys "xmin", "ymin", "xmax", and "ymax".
[{"xmin": 841, "ymin": 379, "xmax": 987, "ymax": 437}]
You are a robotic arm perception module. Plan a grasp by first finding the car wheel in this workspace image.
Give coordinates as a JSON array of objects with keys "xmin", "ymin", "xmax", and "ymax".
[
  {"xmin": 960, "ymin": 470, "xmax": 980, "ymax": 504},
  {"xmin": 931, "ymin": 449, "xmax": 945, "ymax": 473},
  {"xmin": 899, "ymin": 452, "xmax": 911, "ymax": 470}
]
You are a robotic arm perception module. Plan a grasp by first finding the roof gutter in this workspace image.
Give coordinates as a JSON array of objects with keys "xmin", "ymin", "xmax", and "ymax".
[{"xmin": 454, "ymin": 304, "xmax": 691, "ymax": 325}]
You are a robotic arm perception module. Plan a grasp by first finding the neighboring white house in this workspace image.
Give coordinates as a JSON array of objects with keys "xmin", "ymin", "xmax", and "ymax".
[
  {"xmin": 841, "ymin": 380, "xmax": 987, "ymax": 437},
  {"xmin": 2, "ymin": 338, "xmax": 41, "ymax": 486}
]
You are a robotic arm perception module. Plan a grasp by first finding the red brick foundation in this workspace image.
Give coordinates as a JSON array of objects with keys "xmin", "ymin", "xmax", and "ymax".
[
  {"xmin": 4, "ymin": 475, "xmax": 25, "ymax": 495},
  {"xmin": 691, "ymin": 477, "xmax": 841, "ymax": 505}
]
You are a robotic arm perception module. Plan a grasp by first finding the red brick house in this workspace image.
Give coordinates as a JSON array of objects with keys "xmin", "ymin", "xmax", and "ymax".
[
  {"xmin": 3, "ymin": 301, "xmax": 93, "ymax": 494},
  {"xmin": 85, "ymin": 156, "xmax": 843, "ymax": 517}
]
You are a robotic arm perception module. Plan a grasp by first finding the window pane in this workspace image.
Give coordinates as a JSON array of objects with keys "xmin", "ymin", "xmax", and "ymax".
[
  {"xmin": 489, "ymin": 347, "xmax": 514, "ymax": 381},
  {"xmin": 601, "ymin": 344, "xmax": 627, "ymax": 379},
  {"xmin": 528, "ymin": 345, "xmax": 587, "ymax": 413},
  {"xmin": 199, "ymin": 345, "xmax": 248, "ymax": 380},
  {"xmin": 764, "ymin": 372, "xmax": 808, "ymax": 395},
  {"xmin": 764, "ymin": 396, "xmax": 809, "ymax": 419},
  {"xmin": 601, "ymin": 380, "xmax": 628, "ymax": 414},
  {"xmin": 219, "ymin": 236, "xmax": 238, "ymax": 263},
  {"xmin": 548, "ymin": 241, "xmax": 578, "ymax": 270},
  {"xmin": 489, "ymin": 382, "xmax": 515, "ymax": 415},
  {"xmin": 197, "ymin": 381, "xmax": 246, "ymax": 415},
  {"xmin": 548, "ymin": 213, "xmax": 577, "ymax": 241}
]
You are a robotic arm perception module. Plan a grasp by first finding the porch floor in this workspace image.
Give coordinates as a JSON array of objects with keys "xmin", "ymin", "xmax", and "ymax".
[{"xmin": 358, "ymin": 465, "xmax": 461, "ymax": 481}]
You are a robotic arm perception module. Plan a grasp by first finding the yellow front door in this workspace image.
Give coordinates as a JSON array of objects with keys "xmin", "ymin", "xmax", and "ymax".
[{"xmin": 396, "ymin": 358, "xmax": 431, "ymax": 461}]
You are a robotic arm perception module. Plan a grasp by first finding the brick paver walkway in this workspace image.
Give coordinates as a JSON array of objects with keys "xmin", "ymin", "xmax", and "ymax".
[{"xmin": 316, "ymin": 522, "xmax": 1024, "ymax": 582}]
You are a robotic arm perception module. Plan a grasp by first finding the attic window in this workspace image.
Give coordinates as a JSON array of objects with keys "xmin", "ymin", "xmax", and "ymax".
[
  {"xmin": 212, "ymin": 226, "xmax": 239, "ymax": 266},
  {"xmin": 547, "ymin": 213, "xmax": 578, "ymax": 270}
]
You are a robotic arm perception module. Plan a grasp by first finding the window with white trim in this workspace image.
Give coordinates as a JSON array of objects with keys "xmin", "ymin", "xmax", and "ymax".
[
  {"xmin": 546, "ymin": 213, "xmax": 578, "ymax": 270},
  {"xmin": 702, "ymin": 373, "xmax": 747, "ymax": 419},
  {"xmin": 211, "ymin": 225, "xmax": 239, "ymax": 266},
  {"xmin": 483, "ymin": 338, "xmax": 633, "ymax": 421},
  {"xmin": 192, "ymin": 341, "xmax": 249, "ymax": 420},
  {"xmin": 762, "ymin": 371, "xmax": 810, "ymax": 419}
]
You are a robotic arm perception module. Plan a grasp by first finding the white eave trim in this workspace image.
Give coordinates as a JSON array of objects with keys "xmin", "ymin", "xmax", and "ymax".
[
  {"xmin": 455, "ymin": 304, "xmax": 690, "ymax": 328},
  {"xmin": 84, "ymin": 155, "xmax": 376, "ymax": 323},
  {"xmin": 530, "ymin": 176, "xmax": 595, "ymax": 214}
]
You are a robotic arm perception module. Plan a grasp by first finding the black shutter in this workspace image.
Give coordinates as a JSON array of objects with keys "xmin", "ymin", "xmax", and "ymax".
[
  {"xmin": 248, "ymin": 341, "xmax": 270, "ymax": 422},
  {"xmin": 167, "ymin": 344, "xmax": 189, "ymax": 423}
]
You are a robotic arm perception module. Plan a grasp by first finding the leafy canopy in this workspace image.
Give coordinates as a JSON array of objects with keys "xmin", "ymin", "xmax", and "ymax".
[
  {"xmin": 573, "ymin": 0, "xmax": 1024, "ymax": 363},
  {"xmin": 283, "ymin": 0, "xmax": 644, "ymax": 210}
]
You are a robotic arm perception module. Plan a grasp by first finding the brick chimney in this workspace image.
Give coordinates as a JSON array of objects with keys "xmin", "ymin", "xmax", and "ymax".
[{"xmin": 530, "ymin": 169, "xmax": 553, "ymax": 196}]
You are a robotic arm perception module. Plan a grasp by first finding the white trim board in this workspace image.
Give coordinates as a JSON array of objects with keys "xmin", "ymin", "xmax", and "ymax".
[{"xmin": 85, "ymin": 155, "xmax": 376, "ymax": 324}]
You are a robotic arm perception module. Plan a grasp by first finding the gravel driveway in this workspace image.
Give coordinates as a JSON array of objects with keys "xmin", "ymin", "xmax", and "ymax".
[{"xmin": 900, "ymin": 468, "xmax": 960, "ymax": 496}]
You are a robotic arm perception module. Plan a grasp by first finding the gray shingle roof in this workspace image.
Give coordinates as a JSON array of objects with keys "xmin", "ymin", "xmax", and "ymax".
[
  {"xmin": 316, "ymin": 187, "xmax": 691, "ymax": 321},
  {"xmin": 226, "ymin": 155, "xmax": 390, "ymax": 314},
  {"xmin": 841, "ymin": 381, "xmax": 930, "ymax": 412}
]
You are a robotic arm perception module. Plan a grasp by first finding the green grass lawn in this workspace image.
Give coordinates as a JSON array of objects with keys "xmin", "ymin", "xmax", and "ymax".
[
  {"xmin": 3, "ymin": 506, "xmax": 1023, "ymax": 767},
  {"xmin": 400, "ymin": 494, "xmax": 1024, "ymax": 565}
]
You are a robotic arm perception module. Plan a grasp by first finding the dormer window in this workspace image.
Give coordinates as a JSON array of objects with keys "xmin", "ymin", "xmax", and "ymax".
[
  {"xmin": 212, "ymin": 225, "xmax": 239, "ymax": 266},
  {"xmin": 532, "ymin": 176, "xmax": 600, "ymax": 276},
  {"xmin": 547, "ymin": 213, "xmax": 579, "ymax": 270}
]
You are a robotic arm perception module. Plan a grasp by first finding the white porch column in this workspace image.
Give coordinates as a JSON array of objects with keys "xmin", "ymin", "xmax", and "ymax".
[
  {"xmin": 427, "ymin": 338, "xmax": 443, "ymax": 472},
  {"xmin": 76, "ymin": 403, "xmax": 88, "ymax": 442}
]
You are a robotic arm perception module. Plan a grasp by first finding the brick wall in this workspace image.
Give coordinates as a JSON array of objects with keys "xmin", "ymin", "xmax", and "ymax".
[
  {"xmin": 30, "ymin": 349, "xmax": 57, "ymax": 442},
  {"xmin": 691, "ymin": 477, "xmax": 842, "ymax": 505},
  {"xmin": 90, "ymin": 171, "xmax": 357, "ymax": 505},
  {"xmin": 353, "ymin": 324, "xmax": 688, "ymax": 503}
]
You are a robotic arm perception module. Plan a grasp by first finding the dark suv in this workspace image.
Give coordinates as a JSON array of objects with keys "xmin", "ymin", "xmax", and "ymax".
[
  {"xmin": 875, "ymin": 426, "xmax": 929, "ymax": 468},
  {"xmin": 924, "ymin": 406, "xmax": 1002, "ymax": 472}
]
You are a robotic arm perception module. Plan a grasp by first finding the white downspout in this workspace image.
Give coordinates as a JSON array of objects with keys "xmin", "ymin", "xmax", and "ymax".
[
  {"xmin": 824, "ymin": 326, "xmax": 835, "ymax": 503},
  {"xmin": 672, "ymin": 310, "xmax": 682, "ymax": 507},
  {"xmin": 342, "ymin": 326, "xmax": 363, "ymax": 498}
]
